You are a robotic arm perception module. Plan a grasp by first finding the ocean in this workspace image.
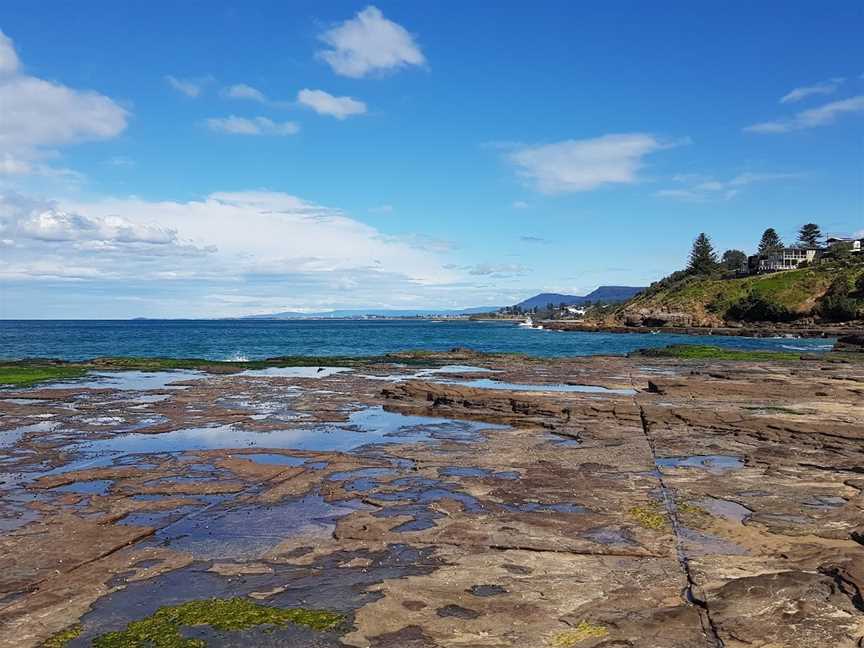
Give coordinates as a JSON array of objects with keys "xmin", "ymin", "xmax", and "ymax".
[{"xmin": 0, "ymin": 319, "xmax": 834, "ymax": 361}]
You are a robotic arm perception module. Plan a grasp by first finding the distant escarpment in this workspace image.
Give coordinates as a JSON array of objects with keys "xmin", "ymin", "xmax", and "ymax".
[{"xmin": 514, "ymin": 286, "xmax": 645, "ymax": 310}]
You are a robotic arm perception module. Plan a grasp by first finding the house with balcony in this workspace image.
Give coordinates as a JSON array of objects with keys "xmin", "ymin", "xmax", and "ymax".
[
  {"xmin": 749, "ymin": 247, "xmax": 821, "ymax": 274},
  {"xmin": 826, "ymin": 236, "xmax": 863, "ymax": 254}
]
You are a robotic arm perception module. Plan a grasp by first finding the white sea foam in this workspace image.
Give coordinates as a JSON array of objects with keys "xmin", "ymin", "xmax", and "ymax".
[{"xmin": 780, "ymin": 343, "xmax": 833, "ymax": 351}]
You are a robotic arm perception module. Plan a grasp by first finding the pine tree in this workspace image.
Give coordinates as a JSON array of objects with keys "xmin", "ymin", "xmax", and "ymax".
[
  {"xmin": 757, "ymin": 228, "xmax": 783, "ymax": 256},
  {"xmin": 797, "ymin": 223, "xmax": 821, "ymax": 248},
  {"xmin": 687, "ymin": 233, "xmax": 719, "ymax": 275}
]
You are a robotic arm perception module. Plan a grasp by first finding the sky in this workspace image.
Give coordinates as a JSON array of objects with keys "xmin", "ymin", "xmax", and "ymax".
[{"xmin": 0, "ymin": 1, "xmax": 862, "ymax": 318}]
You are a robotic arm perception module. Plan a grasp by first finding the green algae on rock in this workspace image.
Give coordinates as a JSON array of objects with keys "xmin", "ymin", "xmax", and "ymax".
[
  {"xmin": 633, "ymin": 344, "xmax": 804, "ymax": 362},
  {"xmin": 91, "ymin": 598, "xmax": 345, "ymax": 647},
  {"xmin": 628, "ymin": 503, "xmax": 668, "ymax": 530},
  {"xmin": 549, "ymin": 621, "xmax": 610, "ymax": 646},
  {"xmin": 42, "ymin": 624, "xmax": 83, "ymax": 648},
  {"xmin": 0, "ymin": 349, "xmax": 507, "ymax": 387},
  {"xmin": 0, "ymin": 364, "xmax": 89, "ymax": 387}
]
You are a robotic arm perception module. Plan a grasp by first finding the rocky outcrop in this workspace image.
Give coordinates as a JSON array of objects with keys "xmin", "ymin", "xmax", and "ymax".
[
  {"xmin": 836, "ymin": 334, "xmax": 864, "ymax": 353},
  {"xmin": 622, "ymin": 308, "xmax": 699, "ymax": 327},
  {"xmin": 541, "ymin": 319, "xmax": 864, "ymax": 339}
]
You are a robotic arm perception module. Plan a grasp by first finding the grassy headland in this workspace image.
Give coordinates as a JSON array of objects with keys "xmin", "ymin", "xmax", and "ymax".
[{"xmin": 617, "ymin": 262, "xmax": 864, "ymax": 327}]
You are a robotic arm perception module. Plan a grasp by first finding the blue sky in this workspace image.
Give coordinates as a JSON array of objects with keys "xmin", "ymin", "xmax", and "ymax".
[{"xmin": 1, "ymin": 1, "xmax": 862, "ymax": 318}]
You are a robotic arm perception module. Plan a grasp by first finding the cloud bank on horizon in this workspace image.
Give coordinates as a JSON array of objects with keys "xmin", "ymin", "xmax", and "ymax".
[{"xmin": 0, "ymin": 2, "xmax": 861, "ymax": 318}]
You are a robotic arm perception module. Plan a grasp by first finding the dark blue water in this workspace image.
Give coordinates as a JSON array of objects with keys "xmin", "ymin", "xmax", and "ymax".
[{"xmin": 0, "ymin": 319, "xmax": 833, "ymax": 361}]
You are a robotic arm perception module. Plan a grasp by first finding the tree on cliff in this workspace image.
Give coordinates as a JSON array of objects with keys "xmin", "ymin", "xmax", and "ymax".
[
  {"xmin": 797, "ymin": 223, "xmax": 822, "ymax": 248},
  {"xmin": 758, "ymin": 228, "xmax": 783, "ymax": 256},
  {"xmin": 687, "ymin": 233, "xmax": 719, "ymax": 275},
  {"xmin": 721, "ymin": 249, "xmax": 748, "ymax": 272}
]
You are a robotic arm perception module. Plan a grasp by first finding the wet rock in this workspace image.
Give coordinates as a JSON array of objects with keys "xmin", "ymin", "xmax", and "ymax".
[
  {"xmin": 435, "ymin": 604, "xmax": 481, "ymax": 619},
  {"xmin": 836, "ymin": 334, "xmax": 864, "ymax": 353},
  {"xmin": 467, "ymin": 584, "xmax": 508, "ymax": 597},
  {"xmin": 368, "ymin": 625, "xmax": 438, "ymax": 648}
]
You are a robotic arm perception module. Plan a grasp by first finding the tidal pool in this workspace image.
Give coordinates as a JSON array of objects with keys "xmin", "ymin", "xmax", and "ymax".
[
  {"xmin": 43, "ymin": 370, "xmax": 204, "ymax": 391},
  {"xmin": 240, "ymin": 453, "xmax": 308, "ymax": 466},
  {"xmin": 70, "ymin": 407, "xmax": 508, "ymax": 456},
  {"xmin": 0, "ymin": 421, "xmax": 59, "ymax": 448},
  {"xmin": 151, "ymin": 492, "xmax": 367, "ymax": 559},
  {"xmin": 239, "ymin": 367, "xmax": 351, "ymax": 378},
  {"xmin": 361, "ymin": 364, "xmax": 496, "ymax": 382},
  {"xmin": 696, "ymin": 497, "xmax": 752, "ymax": 522},
  {"xmin": 656, "ymin": 455, "xmax": 744, "ymax": 473}
]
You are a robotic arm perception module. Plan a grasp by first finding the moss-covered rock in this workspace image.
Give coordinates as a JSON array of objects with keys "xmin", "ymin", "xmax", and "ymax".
[
  {"xmin": 42, "ymin": 624, "xmax": 82, "ymax": 648},
  {"xmin": 628, "ymin": 503, "xmax": 668, "ymax": 530},
  {"xmin": 549, "ymin": 621, "xmax": 610, "ymax": 646},
  {"xmin": 91, "ymin": 598, "xmax": 345, "ymax": 647},
  {"xmin": 634, "ymin": 344, "xmax": 803, "ymax": 361},
  {"xmin": 0, "ymin": 364, "xmax": 88, "ymax": 387}
]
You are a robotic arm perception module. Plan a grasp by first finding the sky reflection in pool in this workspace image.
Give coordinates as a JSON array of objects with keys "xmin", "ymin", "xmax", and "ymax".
[
  {"xmin": 71, "ymin": 406, "xmax": 507, "ymax": 456},
  {"xmin": 657, "ymin": 455, "xmax": 744, "ymax": 473},
  {"xmin": 43, "ymin": 370, "xmax": 204, "ymax": 391},
  {"xmin": 239, "ymin": 366, "xmax": 351, "ymax": 378}
]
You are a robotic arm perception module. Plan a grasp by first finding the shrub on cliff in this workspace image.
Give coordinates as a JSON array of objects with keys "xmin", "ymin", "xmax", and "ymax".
[
  {"xmin": 818, "ymin": 295, "xmax": 861, "ymax": 322},
  {"xmin": 726, "ymin": 293, "xmax": 796, "ymax": 322}
]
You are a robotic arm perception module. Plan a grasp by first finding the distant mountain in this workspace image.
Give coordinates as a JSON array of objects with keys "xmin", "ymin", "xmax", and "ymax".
[
  {"xmin": 515, "ymin": 286, "xmax": 645, "ymax": 309},
  {"xmin": 244, "ymin": 306, "xmax": 501, "ymax": 319}
]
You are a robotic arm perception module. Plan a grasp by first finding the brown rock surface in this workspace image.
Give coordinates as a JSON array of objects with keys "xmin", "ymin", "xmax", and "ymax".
[{"xmin": 0, "ymin": 351, "xmax": 862, "ymax": 646}]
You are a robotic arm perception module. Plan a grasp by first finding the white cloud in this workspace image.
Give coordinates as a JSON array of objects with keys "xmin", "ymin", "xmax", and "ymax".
[
  {"xmin": 512, "ymin": 201, "xmax": 530, "ymax": 209},
  {"xmin": 2, "ymin": 191, "xmax": 458, "ymax": 289},
  {"xmin": 0, "ymin": 259, "xmax": 107, "ymax": 281},
  {"xmin": 0, "ymin": 77, "xmax": 127, "ymax": 152},
  {"xmin": 1, "ymin": 154, "xmax": 32, "ymax": 175},
  {"xmin": 0, "ymin": 191, "xmax": 488, "ymax": 315},
  {"xmin": 0, "ymin": 30, "xmax": 20, "ymax": 75},
  {"xmin": 0, "ymin": 31, "xmax": 127, "ymax": 178},
  {"xmin": 317, "ymin": 6, "xmax": 425, "ymax": 78},
  {"xmin": 745, "ymin": 95, "xmax": 864, "ymax": 133},
  {"xmin": 223, "ymin": 83, "xmax": 267, "ymax": 103},
  {"xmin": 508, "ymin": 134, "xmax": 683, "ymax": 194},
  {"xmin": 466, "ymin": 263, "xmax": 528, "ymax": 276},
  {"xmin": 297, "ymin": 89, "xmax": 367, "ymax": 119},
  {"xmin": 1, "ymin": 194, "xmax": 178, "ymax": 245},
  {"xmin": 780, "ymin": 77, "xmax": 844, "ymax": 104},
  {"xmin": 165, "ymin": 75, "xmax": 210, "ymax": 98},
  {"xmin": 656, "ymin": 171, "xmax": 800, "ymax": 201},
  {"xmin": 205, "ymin": 116, "xmax": 300, "ymax": 136},
  {"xmin": 24, "ymin": 210, "xmax": 172, "ymax": 244}
]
